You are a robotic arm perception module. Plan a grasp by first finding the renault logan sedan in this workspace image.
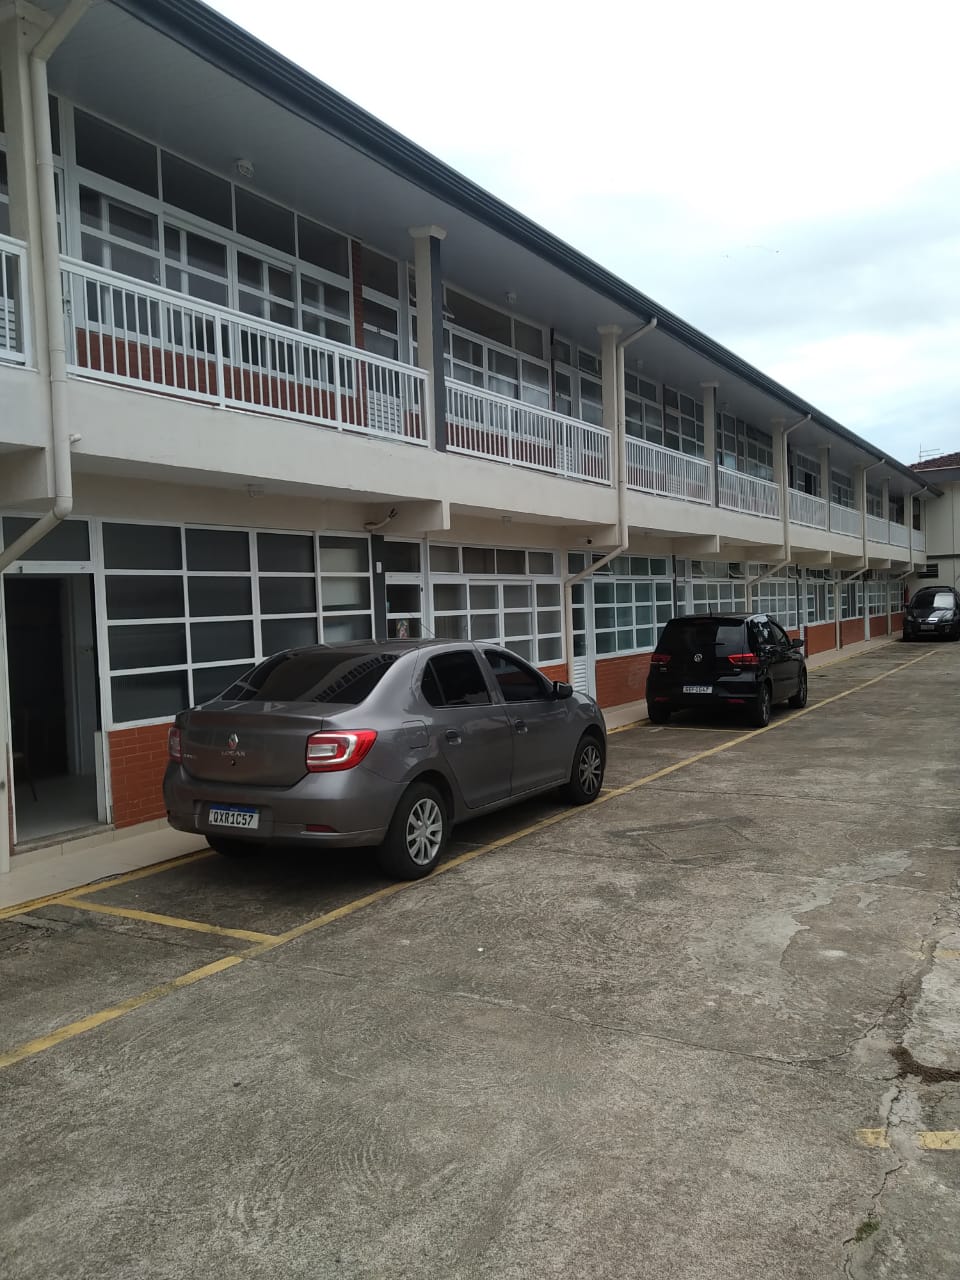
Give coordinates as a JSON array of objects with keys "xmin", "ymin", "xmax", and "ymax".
[{"xmin": 165, "ymin": 640, "xmax": 606, "ymax": 879}]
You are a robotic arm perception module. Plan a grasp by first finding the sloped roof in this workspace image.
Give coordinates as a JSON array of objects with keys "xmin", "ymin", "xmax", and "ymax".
[{"xmin": 914, "ymin": 453, "xmax": 960, "ymax": 471}]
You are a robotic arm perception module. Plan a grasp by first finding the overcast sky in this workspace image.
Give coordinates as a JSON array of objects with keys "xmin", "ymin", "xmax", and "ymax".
[{"xmin": 210, "ymin": 0, "xmax": 958, "ymax": 465}]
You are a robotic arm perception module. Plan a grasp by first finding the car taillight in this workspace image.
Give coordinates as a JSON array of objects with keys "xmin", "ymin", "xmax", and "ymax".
[
  {"xmin": 168, "ymin": 727, "xmax": 182, "ymax": 762},
  {"xmin": 727, "ymin": 652, "xmax": 760, "ymax": 667},
  {"xmin": 650, "ymin": 653, "xmax": 671, "ymax": 668},
  {"xmin": 305, "ymin": 730, "xmax": 378, "ymax": 772}
]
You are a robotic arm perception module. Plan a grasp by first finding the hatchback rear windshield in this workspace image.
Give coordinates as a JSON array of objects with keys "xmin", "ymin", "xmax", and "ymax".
[
  {"xmin": 222, "ymin": 650, "xmax": 397, "ymax": 704},
  {"xmin": 911, "ymin": 590, "xmax": 954, "ymax": 611},
  {"xmin": 657, "ymin": 619, "xmax": 746, "ymax": 655}
]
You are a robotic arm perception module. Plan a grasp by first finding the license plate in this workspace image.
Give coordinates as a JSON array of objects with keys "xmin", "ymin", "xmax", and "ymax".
[
  {"xmin": 921, "ymin": 624, "xmax": 934, "ymax": 631},
  {"xmin": 683, "ymin": 685, "xmax": 713, "ymax": 694},
  {"xmin": 208, "ymin": 804, "xmax": 259, "ymax": 830}
]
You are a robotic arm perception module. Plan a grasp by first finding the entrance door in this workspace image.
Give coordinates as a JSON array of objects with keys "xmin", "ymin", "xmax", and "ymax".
[{"xmin": 4, "ymin": 573, "xmax": 103, "ymax": 844}]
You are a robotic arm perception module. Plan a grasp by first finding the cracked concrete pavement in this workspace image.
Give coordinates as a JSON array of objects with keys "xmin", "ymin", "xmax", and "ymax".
[{"xmin": 2, "ymin": 640, "xmax": 960, "ymax": 1278}]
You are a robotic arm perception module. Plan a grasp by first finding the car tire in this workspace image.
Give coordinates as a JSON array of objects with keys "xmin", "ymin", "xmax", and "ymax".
[
  {"xmin": 788, "ymin": 668, "xmax": 808, "ymax": 709},
  {"xmin": 377, "ymin": 782, "xmax": 448, "ymax": 880},
  {"xmin": 647, "ymin": 703, "xmax": 671, "ymax": 725},
  {"xmin": 208, "ymin": 836, "xmax": 261, "ymax": 858},
  {"xmin": 565, "ymin": 733, "xmax": 606, "ymax": 805},
  {"xmin": 750, "ymin": 682, "xmax": 772, "ymax": 728}
]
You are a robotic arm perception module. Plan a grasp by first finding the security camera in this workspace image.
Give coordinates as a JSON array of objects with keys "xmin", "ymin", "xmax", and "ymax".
[{"xmin": 585, "ymin": 537, "xmax": 593, "ymax": 545}]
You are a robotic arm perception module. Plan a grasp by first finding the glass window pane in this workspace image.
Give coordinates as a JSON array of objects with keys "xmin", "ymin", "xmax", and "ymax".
[
  {"xmin": 257, "ymin": 532, "xmax": 314, "ymax": 574},
  {"xmin": 430, "ymin": 544, "xmax": 460, "ymax": 573},
  {"xmin": 503, "ymin": 584, "xmax": 531, "ymax": 609},
  {"xmin": 161, "ymin": 152, "xmax": 232, "ymax": 228},
  {"xmin": 463, "ymin": 546, "xmax": 496, "ymax": 574},
  {"xmin": 75, "ymin": 109, "xmax": 157, "ymax": 196},
  {"xmin": 109, "ymin": 622, "xmax": 186, "ymax": 670},
  {"xmin": 446, "ymin": 291, "xmax": 511, "ymax": 345},
  {"xmin": 496, "ymin": 549, "xmax": 525, "ymax": 576},
  {"xmin": 297, "ymin": 216, "xmax": 350, "ymax": 277},
  {"xmin": 504, "ymin": 611, "xmax": 533, "ymax": 637},
  {"xmin": 514, "ymin": 320, "xmax": 544, "ymax": 358},
  {"xmin": 2, "ymin": 517, "xmax": 90, "ymax": 561},
  {"xmin": 185, "ymin": 528, "xmax": 250, "ymax": 572},
  {"xmin": 381, "ymin": 541, "xmax": 421, "ymax": 573},
  {"xmin": 103, "ymin": 523, "xmax": 182, "ymax": 570},
  {"xmin": 539, "ymin": 636, "xmax": 562, "ymax": 662},
  {"xmin": 111, "ymin": 670, "xmax": 188, "ymax": 722},
  {"xmin": 386, "ymin": 584, "xmax": 421, "ymax": 614},
  {"xmin": 528, "ymin": 551, "xmax": 555, "ymax": 575},
  {"xmin": 537, "ymin": 610, "xmax": 562, "ymax": 633},
  {"xmin": 259, "ymin": 576, "xmax": 317, "ymax": 615},
  {"xmin": 536, "ymin": 583, "xmax": 561, "ymax": 607},
  {"xmin": 235, "ymin": 187, "xmax": 295, "ymax": 255},
  {"xmin": 317, "ymin": 536, "xmax": 369, "ymax": 573},
  {"xmin": 427, "ymin": 651, "xmax": 491, "ymax": 706},
  {"xmin": 106, "ymin": 575, "xmax": 184, "ymax": 620},
  {"xmin": 360, "ymin": 246, "xmax": 399, "ymax": 297},
  {"xmin": 434, "ymin": 583, "xmax": 467, "ymax": 611},
  {"xmin": 190, "ymin": 620, "xmax": 255, "ymax": 663},
  {"xmin": 187, "ymin": 577, "xmax": 253, "ymax": 618},
  {"xmin": 469, "ymin": 584, "xmax": 498, "ymax": 610},
  {"xmin": 470, "ymin": 614, "xmax": 499, "ymax": 640},
  {"xmin": 262, "ymin": 616, "xmax": 318, "ymax": 653},
  {"xmin": 321, "ymin": 577, "xmax": 370, "ymax": 612},
  {"xmin": 322, "ymin": 614, "xmax": 372, "ymax": 643},
  {"xmin": 434, "ymin": 614, "xmax": 467, "ymax": 640},
  {"xmin": 193, "ymin": 663, "xmax": 254, "ymax": 705}
]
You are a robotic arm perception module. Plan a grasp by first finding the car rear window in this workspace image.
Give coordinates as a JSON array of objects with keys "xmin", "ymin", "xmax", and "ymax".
[
  {"xmin": 657, "ymin": 619, "xmax": 747, "ymax": 655},
  {"xmin": 222, "ymin": 650, "xmax": 397, "ymax": 704}
]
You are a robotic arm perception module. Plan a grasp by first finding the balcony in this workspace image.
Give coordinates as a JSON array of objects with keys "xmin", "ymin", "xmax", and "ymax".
[
  {"xmin": 915, "ymin": 529, "xmax": 925, "ymax": 554},
  {"xmin": 718, "ymin": 466, "xmax": 780, "ymax": 519},
  {"xmin": 61, "ymin": 259, "xmax": 429, "ymax": 445},
  {"xmin": 0, "ymin": 234, "xmax": 28, "ymax": 365},
  {"xmin": 866, "ymin": 513, "xmax": 888, "ymax": 543},
  {"xmin": 445, "ymin": 381, "xmax": 611, "ymax": 484},
  {"xmin": 830, "ymin": 503, "xmax": 862, "ymax": 538},
  {"xmin": 889, "ymin": 521, "xmax": 909, "ymax": 548},
  {"xmin": 788, "ymin": 489, "xmax": 828, "ymax": 530},
  {"xmin": 624, "ymin": 437, "xmax": 711, "ymax": 504}
]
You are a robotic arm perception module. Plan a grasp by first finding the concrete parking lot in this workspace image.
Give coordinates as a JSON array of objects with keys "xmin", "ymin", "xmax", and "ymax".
[{"xmin": 2, "ymin": 640, "xmax": 960, "ymax": 1279}]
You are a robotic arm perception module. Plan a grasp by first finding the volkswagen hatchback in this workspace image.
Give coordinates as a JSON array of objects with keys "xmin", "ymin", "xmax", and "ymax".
[
  {"xmin": 164, "ymin": 640, "xmax": 606, "ymax": 880},
  {"xmin": 646, "ymin": 614, "xmax": 807, "ymax": 727},
  {"xmin": 903, "ymin": 586, "xmax": 960, "ymax": 641}
]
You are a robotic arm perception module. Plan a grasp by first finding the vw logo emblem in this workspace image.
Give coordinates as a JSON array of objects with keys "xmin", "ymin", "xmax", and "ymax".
[
  {"xmin": 693, "ymin": 653, "xmax": 703, "ymax": 663},
  {"xmin": 227, "ymin": 732, "xmax": 239, "ymax": 750}
]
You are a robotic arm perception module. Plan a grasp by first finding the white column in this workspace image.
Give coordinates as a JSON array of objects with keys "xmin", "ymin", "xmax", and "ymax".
[
  {"xmin": 771, "ymin": 418, "xmax": 787, "ymax": 541},
  {"xmin": 819, "ymin": 446, "xmax": 831, "ymax": 530},
  {"xmin": 598, "ymin": 325, "xmax": 621, "ymax": 498},
  {"xmin": 701, "ymin": 382, "xmax": 718, "ymax": 504},
  {"xmin": 409, "ymin": 225, "xmax": 447, "ymax": 449}
]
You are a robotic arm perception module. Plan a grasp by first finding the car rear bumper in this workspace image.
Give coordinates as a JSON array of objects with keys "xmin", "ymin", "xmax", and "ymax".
[
  {"xmin": 646, "ymin": 675, "xmax": 761, "ymax": 711},
  {"xmin": 903, "ymin": 620, "xmax": 957, "ymax": 638},
  {"xmin": 163, "ymin": 763, "xmax": 398, "ymax": 847}
]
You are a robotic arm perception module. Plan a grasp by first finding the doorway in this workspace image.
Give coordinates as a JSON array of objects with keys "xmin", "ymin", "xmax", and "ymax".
[{"xmin": 4, "ymin": 573, "xmax": 104, "ymax": 845}]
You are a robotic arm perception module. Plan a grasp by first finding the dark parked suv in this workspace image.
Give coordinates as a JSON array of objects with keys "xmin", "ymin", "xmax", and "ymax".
[
  {"xmin": 903, "ymin": 586, "xmax": 960, "ymax": 641},
  {"xmin": 646, "ymin": 614, "xmax": 807, "ymax": 727}
]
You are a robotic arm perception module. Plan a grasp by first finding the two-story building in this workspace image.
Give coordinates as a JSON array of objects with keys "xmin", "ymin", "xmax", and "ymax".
[{"xmin": 0, "ymin": 0, "xmax": 937, "ymax": 867}]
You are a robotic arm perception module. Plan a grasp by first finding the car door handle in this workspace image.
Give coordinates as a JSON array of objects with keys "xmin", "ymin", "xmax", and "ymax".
[
  {"xmin": 514, "ymin": 720, "xmax": 528, "ymax": 735},
  {"xmin": 445, "ymin": 729, "xmax": 462, "ymax": 745}
]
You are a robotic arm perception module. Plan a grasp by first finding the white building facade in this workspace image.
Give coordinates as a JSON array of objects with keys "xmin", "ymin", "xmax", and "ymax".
[{"xmin": 0, "ymin": 0, "xmax": 936, "ymax": 865}]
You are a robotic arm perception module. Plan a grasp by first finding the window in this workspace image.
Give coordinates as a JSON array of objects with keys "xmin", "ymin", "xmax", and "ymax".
[
  {"xmin": 235, "ymin": 187, "xmax": 295, "ymax": 256},
  {"xmin": 717, "ymin": 412, "xmax": 772, "ymax": 478},
  {"xmin": 624, "ymin": 374, "xmax": 665, "ymax": 446},
  {"xmin": 2, "ymin": 517, "xmax": 90, "ymax": 562},
  {"xmin": 161, "ymin": 152, "xmax": 232, "ymax": 229},
  {"xmin": 422, "ymin": 651, "xmax": 491, "ymax": 707},
  {"xmin": 840, "ymin": 581, "xmax": 863, "ymax": 619},
  {"xmin": 298, "ymin": 216, "xmax": 350, "ymax": 278},
  {"xmin": 832, "ymin": 471, "xmax": 854, "ymax": 508},
  {"xmin": 790, "ymin": 449, "xmax": 820, "ymax": 496},
  {"xmin": 484, "ymin": 649, "xmax": 549, "ymax": 702},
  {"xmin": 0, "ymin": 149, "xmax": 9, "ymax": 236},
  {"xmin": 753, "ymin": 567, "xmax": 799, "ymax": 630},
  {"xmin": 593, "ymin": 571, "xmax": 673, "ymax": 655},
  {"xmin": 664, "ymin": 387, "xmax": 706, "ymax": 458},
  {"xmin": 805, "ymin": 570, "xmax": 835, "ymax": 624},
  {"xmin": 75, "ymin": 109, "xmax": 158, "ymax": 197},
  {"xmin": 80, "ymin": 186, "xmax": 160, "ymax": 284},
  {"xmin": 866, "ymin": 488, "xmax": 884, "ymax": 518}
]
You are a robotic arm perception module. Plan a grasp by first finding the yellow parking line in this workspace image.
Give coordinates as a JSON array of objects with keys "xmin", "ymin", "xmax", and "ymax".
[
  {"xmin": 59, "ymin": 897, "xmax": 277, "ymax": 944},
  {"xmin": 0, "ymin": 646, "xmax": 938, "ymax": 1072},
  {"xmin": 0, "ymin": 849, "xmax": 214, "ymax": 922},
  {"xmin": 857, "ymin": 1128, "xmax": 960, "ymax": 1151}
]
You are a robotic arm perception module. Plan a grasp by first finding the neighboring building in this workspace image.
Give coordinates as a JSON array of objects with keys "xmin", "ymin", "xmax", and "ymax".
[
  {"xmin": 911, "ymin": 455, "xmax": 960, "ymax": 591},
  {"xmin": 0, "ymin": 0, "xmax": 939, "ymax": 864}
]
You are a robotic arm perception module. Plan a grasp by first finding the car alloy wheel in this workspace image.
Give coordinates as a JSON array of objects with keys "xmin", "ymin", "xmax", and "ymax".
[
  {"xmin": 578, "ymin": 742, "xmax": 604, "ymax": 798},
  {"xmin": 788, "ymin": 669, "xmax": 808, "ymax": 710},
  {"xmin": 405, "ymin": 796, "xmax": 445, "ymax": 866}
]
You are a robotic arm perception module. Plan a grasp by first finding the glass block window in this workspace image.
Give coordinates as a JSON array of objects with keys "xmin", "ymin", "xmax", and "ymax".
[{"xmin": 805, "ymin": 569, "xmax": 835, "ymax": 624}]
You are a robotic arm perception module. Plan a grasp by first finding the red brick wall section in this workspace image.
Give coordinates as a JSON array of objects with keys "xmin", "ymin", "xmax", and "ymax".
[
  {"xmin": 109, "ymin": 723, "xmax": 172, "ymax": 828},
  {"xmin": 891, "ymin": 611, "xmax": 904, "ymax": 634},
  {"xmin": 805, "ymin": 621, "xmax": 837, "ymax": 657},
  {"xmin": 539, "ymin": 663, "xmax": 568, "ymax": 683},
  {"xmin": 595, "ymin": 653, "xmax": 653, "ymax": 710},
  {"xmin": 870, "ymin": 616, "xmax": 889, "ymax": 637},
  {"xmin": 840, "ymin": 618, "xmax": 865, "ymax": 647}
]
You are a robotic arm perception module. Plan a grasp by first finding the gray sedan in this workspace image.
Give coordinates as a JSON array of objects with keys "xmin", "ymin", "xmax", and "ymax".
[{"xmin": 164, "ymin": 640, "xmax": 607, "ymax": 879}]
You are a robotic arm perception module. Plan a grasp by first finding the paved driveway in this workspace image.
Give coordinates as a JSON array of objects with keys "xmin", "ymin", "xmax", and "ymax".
[{"xmin": 2, "ymin": 640, "xmax": 960, "ymax": 1278}]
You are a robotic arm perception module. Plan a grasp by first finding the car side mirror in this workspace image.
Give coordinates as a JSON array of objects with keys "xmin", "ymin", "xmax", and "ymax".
[
  {"xmin": 791, "ymin": 638, "xmax": 805, "ymax": 651},
  {"xmin": 553, "ymin": 681, "xmax": 574, "ymax": 700}
]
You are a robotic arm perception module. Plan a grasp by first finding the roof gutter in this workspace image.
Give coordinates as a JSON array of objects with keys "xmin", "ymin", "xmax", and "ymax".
[
  {"xmin": 562, "ymin": 319, "xmax": 658, "ymax": 685},
  {"xmin": 0, "ymin": 0, "xmax": 89, "ymax": 574}
]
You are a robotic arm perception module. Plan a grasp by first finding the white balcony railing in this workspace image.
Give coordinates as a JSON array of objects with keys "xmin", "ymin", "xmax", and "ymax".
[
  {"xmin": 830, "ymin": 502, "xmax": 862, "ymax": 537},
  {"xmin": 788, "ymin": 489, "xmax": 827, "ymax": 529},
  {"xmin": 0, "ymin": 234, "xmax": 28, "ymax": 365},
  {"xmin": 61, "ymin": 258, "xmax": 429, "ymax": 444},
  {"xmin": 445, "ymin": 380, "xmax": 611, "ymax": 484},
  {"xmin": 624, "ymin": 437, "xmax": 711, "ymax": 504},
  {"xmin": 889, "ymin": 521, "xmax": 909, "ymax": 548},
  {"xmin": 866, "ymin": 513, "xmax": 889, "ymax": 543},
  {"xmin": 914, "ymin": 529, "xmax": 925, "ymax": 554},
  {"xmin": 717, "ymin": 466, "xmax": 780, "ymax": 518}
]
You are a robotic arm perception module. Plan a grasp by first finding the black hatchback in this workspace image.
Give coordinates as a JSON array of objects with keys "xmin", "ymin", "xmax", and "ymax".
[
  {"xmin": 646, "ymin": 614, "xmax": 807, "ymax": 727},
  {"xmin": 903, "ymin": 586, "xmax": 960, "ymax": 641}
]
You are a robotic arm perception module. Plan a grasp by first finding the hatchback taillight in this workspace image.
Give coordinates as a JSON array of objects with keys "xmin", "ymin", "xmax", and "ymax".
[
  {"xmin": 168, "ymin": 727, "xmax": 182, "ymax": 762},
  {"xmin": 650, "ymin": 653, "xmax": 671, "ymax": 669},
  {"xmin": 727, "ymin": 652, "xmax": 760, "ymax": 667},
  {"xmin": 306, "ymin": 730, "xmax": 378, "ymax": 772}
]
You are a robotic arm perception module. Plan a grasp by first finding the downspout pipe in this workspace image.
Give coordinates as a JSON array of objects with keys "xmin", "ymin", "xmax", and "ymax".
[
  {"xmin": 562, "ymin": 318, "xmax": 658, "ymax": 680},
  {"xmin": 0, "ymin": 0, "xmax": 89, "ymax": 876},
  {"xmin": 0, "ymin": 0, "xmax": 89, "ymax": 574}
]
